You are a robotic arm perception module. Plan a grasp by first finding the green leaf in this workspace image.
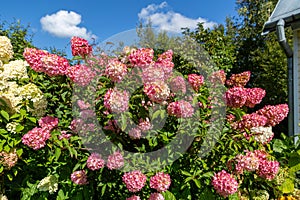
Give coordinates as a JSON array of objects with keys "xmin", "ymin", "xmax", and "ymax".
[
  {"xmin": 198, "ymin": 188, "xmax": 215, "ymax": 199},
  {"xmin": 0, "ymin": 110, "xmax": 9, "ymax": 121},
  {"xmin": 15, "ymin": 124, "xmax": 24, "ymax": 133},
  {"xmin": 181, "ymin": 171, "xmax": 193, "ymax": 177},
  {"xmin": 16, "ymin": 148, "xmax": 23, "ymax": 157},
  {"xmin": 151, "ymin": 109, "xmax": 161, "ymax": 120},
  {"xmin": 272, "ymin": 139, "xmax": 287, "ymax": 153},
  {"xmin": 0, "ymin": 129, "xmax": 8, "ymax": 134},
  {"xmin": 228, "ymin": 192, "xmax": 239, "ymax": 200},
  {"xmin": 7, "ymin": 173, "xmax": 13, "ymax": 181},
  {"xmin": 162, "ymin": 190, "xmax": 176, "ymax": 200},
  {"xmin": 193, "ymin": 179, "xmax": 201, "ymax": 188},
  {"xmin": 278, "ymin": 178, "xmax": 294, "ymax": 194},
  {"xmin": 27, "ymin": 117, "xmax": 37, "ymax": 123},
  {"xmin": 54, "ymin": 148, "xmax": 61, "ymax": 161},
  {"xmin": 101, "ymin": 184, "xmax": 107, "ymax": 196}
]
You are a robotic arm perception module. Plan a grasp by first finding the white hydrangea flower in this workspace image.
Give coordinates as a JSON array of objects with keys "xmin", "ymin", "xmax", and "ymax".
[
  {"xmin": 6, "ymin": 122, "xmax": 19, "ymax": 134},
  {"xmin": 2, "ymin": 60, "xmax": 29, "ymax": 80},
  {"xmin": 250, "ymin": 126, "xmax": 274, "ymax": 144},
  {"xmin": 0, "ymin": 36, "xmax": 14, "ymax": 63},
  {"xmin": 0, "ymin": 194, "xmax": 8, "ymax": 200},
  {"xmin": 37, "ymin": 175, "xmax": 59, "ymax": 194}
]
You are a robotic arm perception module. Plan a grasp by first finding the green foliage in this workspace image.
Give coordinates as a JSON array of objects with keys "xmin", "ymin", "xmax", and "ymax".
[
  {"xmin": 0, "ymin": 14, "xmax": 299, "ymax": 200},
  {"xmin": 184, "ymin": 0, "xmax": 290, "ymax": 136},
  {"xmin": 0, "ymin": 19, "xmax": 34, "ymax": 59}
]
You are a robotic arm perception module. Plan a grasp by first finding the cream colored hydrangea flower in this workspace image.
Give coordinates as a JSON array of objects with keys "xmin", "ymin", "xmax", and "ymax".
[
  {"xmin": 19, "ymin": 83, "xmax": 47, "ymax": 117},
  {"xmin": 6, "ymin": 122, "xmax": 19, "ymax": 134},
  {"xmin": 0, "ymin": 194, "xmax": 8, "ymax": 200},
  {"xmin": 0, "ymin": 81, "xmax": 22, "ymax": 113},
  {"xmin": 250, "ymin": 126, "xmax": 273, "ymax": 144},
  {"xmin": 2, "ymin": 60, "xmax": 29, "ymax": 80},
  {"xmin": 0, "ymin": 82, "xmax": 47, "ymax": 116},
  {"xmin": 37, "ymin": 175, "xmax": 58, "ymax": 194},
  {"xmin": 0, "ymin": 36, "xmax": 14, "ymax": 63}
]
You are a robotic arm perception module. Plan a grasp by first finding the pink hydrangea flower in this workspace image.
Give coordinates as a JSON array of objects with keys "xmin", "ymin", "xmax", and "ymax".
[
  {"xmin": 69, "ymin": 119, "xmax": 83, "ymax": 133},
  {"xmin": 70, "ymin": 170, "xmax": 89, "ymax": 185},
  {"xmin": 0, "ymin": 149, "xmax": 18, "ymax": 169},
  {"xmin": 86, "ymin": 153, "xmax": 105, "ymax": 171},
  {"xmin": 253, "ymin": 149, "xmax": 268, "ymax": 161},
  {"xmin": 209, "ymin": 70, "xmax": 226, "ymax": 85},
  {"xmin": 66, "ymin": 64, "xmax": 96, "ymax": 86},
  {"xmin": 257, "ymin": 160, "xmax": 280, "ymax": 180},
  {"xmin": 150, "ymin": 172, "xmax": 171, "ymax": 192},
  {"xmin": 188, "ymin": 74, "xmax": 204, "ymax": 91},
  {"xmin": 226, "ymin": 71, "xmax": 251, "ymax": 87},
  {"xmin": 128, "ymin": 128, "xmax": 142, "ymax": 140},
  {"xmin": 167, "ymin": 100, "xmax": 194, "ymax": 118},
  {"xmin": 22, "ymin": 127, "xmax": 51, "ymax": 150},
  {"xmin": 225, "ymin": 87, "xmax": 247, "ymax": 108},
  {"xmin": 244, "ymin": 88, "xmax": 266, "ymax": 108},
  {"xmin": 23, "ymin": 48, "xmax": 70, "ymax": 76},
  {"xmin": 106, "ymin": 151, "xmax": 124, "ymax": 170},
  {"xmin": 58, "ymin": 130, "xmax": 72, "ymax": 140},
  {"xmin": 71, "ymin": 36, "xmax": 92, "ymax": 57},
  {"xmin": 23, "ymin": 48, "xmax": 48, "ymax": 72},
  {"xmin": 80, "ymin": 109, "xmax": 96, "ymax": 119},
  {"xmin": 77, "ymin": 100, "xmax": 91, "ymax": 110},
  {"xmin": 103, "ymin": 119, "xmax": 121, "ymax": 134},
  {"xmin": 232, "ymin": 113, "xmax": 267, "ymax": 131},
  {"xmin": 105, "ymin": 58, "xmax": 127, "ymax": 82},
  {"xmin": 256, "ymin": 104, "xmax": 289, "ymax": 126},
  {"xmin": 38, "ymin": 116, "xmax": 59, "ymax": 131},
  {"xmin": 212, "ymin": 170, "xmax": 238, "ymax": 198},
  {"xmin": 144, "ymin": 81, "xmax": 170, "ymax": 104},
  {"xmin": 40, "ymin": 53, "xmax": 70, "ymax": 76},
  {"xmin": 235, "ymin": 151, "xmax": 260, "ymax": 174},
  {"xmin": 103, "ymin": 88, "xmax": 129, "ymax": 113},
  {"xmin": 126, "ymin": 195, "xmax": 141, "ymax": 200},
  {"xmin": 169, "ymin": 76, "xmax": 186, "ymax": 94},
  {"xmin": 128, "ymin": 48, "xmax": 154, "ymax": 68},
  {"xmin": 148, "ymin": 193, "xmax": 164, "ymax": 200},
  {"xmin": 138, "ymin": 118, "xmax": 152, "ymax": 132},
  {"xmin": 154, "ymin": 50, "xmax": 174, "ymax": 79},
  {"xmin": 122, "ymin": 170, "xmax": 147, "ymax": 192},
  {"xmin": 142, "ymin": 66, "xmax": 165, "ymax": 83}
]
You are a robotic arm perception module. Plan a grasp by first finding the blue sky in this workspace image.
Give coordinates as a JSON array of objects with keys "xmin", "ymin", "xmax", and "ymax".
[{"xmin": 0, "ymin": 0, "xmax": 237, "ymax": 57}]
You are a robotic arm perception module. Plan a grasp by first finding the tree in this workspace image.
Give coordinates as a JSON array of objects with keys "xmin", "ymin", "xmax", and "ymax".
[
  {"xmin": 0, "ymin": 19, "xmax": 34, "ymax": 60},
  {"xmin": 184, "ymin": 0, "xmax": 290, "ymax": 134}
]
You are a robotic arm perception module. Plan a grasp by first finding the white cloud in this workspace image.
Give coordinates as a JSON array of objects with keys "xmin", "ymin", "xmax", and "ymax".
[
  {"xmin": 40, "ymin": 10, "xmax": 96, "ymax": 40},
  {"xmin": 138, "ymin": 2, "xmax": 217, "ymax": 33}
]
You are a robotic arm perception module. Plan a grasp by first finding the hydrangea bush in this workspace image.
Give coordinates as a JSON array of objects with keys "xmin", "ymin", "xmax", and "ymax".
[{"xmin": 0, "ymin": 34, "xmax": 299, "ymax": 200}]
